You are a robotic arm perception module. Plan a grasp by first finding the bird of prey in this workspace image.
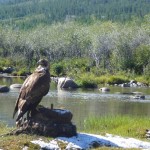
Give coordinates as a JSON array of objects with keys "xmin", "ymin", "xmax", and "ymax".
[{"xmin": 13, "ymin": 59, "xmax": 50, "ymax": 126}]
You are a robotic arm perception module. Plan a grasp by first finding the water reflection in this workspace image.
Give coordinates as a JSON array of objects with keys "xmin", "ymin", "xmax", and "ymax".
[{"xmin": 0, "ymin": 77, "xmax": 150, "ymax": 130}]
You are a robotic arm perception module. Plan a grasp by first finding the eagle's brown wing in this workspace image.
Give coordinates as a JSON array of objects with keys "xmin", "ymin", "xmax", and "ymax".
[{"xmin": 13, "ymin": 71, "xmax": 50, "ymax": 119}]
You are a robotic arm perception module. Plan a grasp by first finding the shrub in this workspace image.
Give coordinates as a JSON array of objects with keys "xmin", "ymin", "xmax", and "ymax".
[
  {"xmin": 80, "ymin": 80, "xmax": 98, "ymax": 88},
  {"xmin": 96, "ymin": 76, "xmax": 109, "ymax": 84},
  {"xmin": 11, "ymin": 71, "xmax": 18, "ymax": 76},
  {"xmin": 52, "ymin": 63, "xmax": 64, "ymax": 76},
  {"xmin": 0, "ymin": 58, "xmax": 13, "ymax": 67},
  {"xmin": 17, "ymin": 68, "xmax": 28, "ymax": 76},
  {"xmin": 135, "ymin": 76, "xmax": 150, "ymax": 85},
  {"xmin": 0, "ymin": 66, "xmax": 3, "ymax": 72},
  {"xmin": 107, "ymin": 76, "xmax": 129, "ymax": 85},
  {"xmin": 76, "ymin": 73, "xmax": 98, "ymax": 88}
]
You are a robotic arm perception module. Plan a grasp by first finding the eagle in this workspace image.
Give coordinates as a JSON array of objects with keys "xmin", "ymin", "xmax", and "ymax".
[{"xmin": 13, "ymin": 59, "xmax": 50, "ymax": 125}]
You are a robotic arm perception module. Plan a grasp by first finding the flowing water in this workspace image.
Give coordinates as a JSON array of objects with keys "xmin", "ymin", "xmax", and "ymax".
[{"xmin": 0, "ymin": 76, "xmax": 150, "ymax": 130}]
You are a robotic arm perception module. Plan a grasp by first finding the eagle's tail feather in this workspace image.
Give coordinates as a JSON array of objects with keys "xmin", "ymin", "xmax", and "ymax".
[{"xmin": 13, "ymin": 109, "xmax": 17, "ymax": 118}]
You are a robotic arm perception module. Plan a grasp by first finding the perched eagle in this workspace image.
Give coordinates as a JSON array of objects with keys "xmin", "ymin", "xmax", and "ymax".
[{"xmin": 13, "ymin": 59, "xmax": 50, "ymax": 125}]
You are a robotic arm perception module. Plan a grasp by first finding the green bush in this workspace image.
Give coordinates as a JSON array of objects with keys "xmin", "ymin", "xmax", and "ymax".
[
  {"xmin": 134, "ymin": 45, "xmax": 150, "ymax": 74},
  {"xmin": 80, "ymin": 80, "xmax": 98, "ymax": 88},
  {"xmin": 0, "ymin": 58, "xmax": 14, "ymax": 67},
  {"xmin": 52, "ymin": 63, "xmax": 64, "ymax": 76},
  {"xmin": 17, "ymin": 68, "xmax": 28, "ymax": 76},
  {"xmin": 107, "ymin": 76, "xmax": 129, "ymax": 85},
  {"xmin": 135, "ymin": 76, "xmax": 150, "ymax": 85},
  {"xmin": 95, "ymin": 76, "xmax": 109, "ymax": 84},
  {"xmin": 11, "ymin": 71, "xmax": 18, "ymax": 76},
  {"xmin": 0, "ymin": 66, "xmax": 3, "ymax": 72},
  {"xmin": 76, "ymin": 73, "xmax": 98, "ymax": 88}
]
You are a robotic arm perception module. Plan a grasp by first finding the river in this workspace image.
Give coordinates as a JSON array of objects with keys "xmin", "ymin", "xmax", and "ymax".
[{"xmin": 0, "ymin": 76, "xmax": 150, "ymax": 130}]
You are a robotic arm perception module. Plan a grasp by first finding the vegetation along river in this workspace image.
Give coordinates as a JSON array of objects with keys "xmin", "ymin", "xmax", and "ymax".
[{"xmin": 0, "ymin": 76, "xmax": 150, "ymax": 130}]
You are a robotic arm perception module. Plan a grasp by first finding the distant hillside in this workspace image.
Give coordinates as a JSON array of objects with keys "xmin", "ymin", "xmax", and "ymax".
[{"xmin": 0, "ymin": 0, "xmax": 150, "ymax": 29}]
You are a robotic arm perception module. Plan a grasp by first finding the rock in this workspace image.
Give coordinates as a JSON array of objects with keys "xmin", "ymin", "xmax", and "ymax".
[
  {"xmin": 32, "ymin": 105, "xmax": 73, "ymax": 123},
  {"xmin": 13, "ymin": 105, "xmax": 77, "ymax": 137},
  {"xmin": 130, "ymin": 83, "xmax": 138, "ymax": 87},
  {"xmin": 131, "ymin": 95, "xmax": 145, "ymax": 100},
  {"xmin": 130, "ymin": 80, "xmax": 137, "ymax": 84},
  {"xmin": 10, "ymin": 84, "xmax": 22, "ymax": 90},
  {"xmin": 3, "ymin": 67, "xmax": 14, "ymax": 74},
  {"xmin": 146, "ymin": 129, "xmax": 150, "ymax": 138},
  {"xmin": 0, "ymin": 85, "xmax": 9, "ymax": 92},
  {"xmin": 121, "ymin": 83, "xmax": 130, "ymax": 87},
  {"xmin": 114, "ymin": 81, "xmax": 148, "ymax": 88},
  {"xmin": 137, "ymin": 82, "xmax": 147, "ymax": 87},
  {"xmin": 57, "ymin": 77, "xmax": 78, "ymax": 89},
  {"xmin": 100, "ymin": 87, "xmax": 110, "ymax": 92}
]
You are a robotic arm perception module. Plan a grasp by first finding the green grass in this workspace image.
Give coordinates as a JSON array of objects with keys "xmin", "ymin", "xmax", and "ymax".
[
  {"xmin": 0, "ymin": 122, "xmax": 51, "ymax": 150},
  {"xmin": 135, "ymin": 76, "xmax": 150, "ymax": 85},
  {"xmin": 1, "ymin": 115, "xmax": 150, "ymax": 149},
  {"xmin": 83, "ymin": 115, "xmax": 150, "ymax": 139},
  {"xmin": 107, "ymin": 76, "xmax": 129, "ymax": 85},
  {"xmin": 76, "ymin": 73, "xmax": 132, "ymax": 88}
]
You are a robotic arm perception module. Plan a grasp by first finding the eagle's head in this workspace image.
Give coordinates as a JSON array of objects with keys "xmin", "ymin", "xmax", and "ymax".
[{"xmin": 37, "ymin": 59, "xmax": 50, "ymax": 71}]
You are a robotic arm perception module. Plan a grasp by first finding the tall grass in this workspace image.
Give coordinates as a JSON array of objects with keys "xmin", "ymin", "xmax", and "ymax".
[{"xmin": 83, "ymin": 115, "xmax": 150, "ymax": 139}]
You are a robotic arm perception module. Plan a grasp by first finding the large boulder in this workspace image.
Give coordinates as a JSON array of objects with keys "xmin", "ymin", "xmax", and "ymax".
[
  {"xmin": 0, "ymin": 85, "xmax": 9, "ymax": 92},
  {"xmin": 12, "ymin": 105, "xmax": 77, "ymax": 137},
  {"xmin": 57, "ymin": 77, "xmax": 78, "ymax": 89}
]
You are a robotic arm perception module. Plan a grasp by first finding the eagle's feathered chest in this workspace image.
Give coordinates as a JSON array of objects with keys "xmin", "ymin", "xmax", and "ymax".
[
  {"xmin": 30, "ymin": 71, "xmax": 50, "ymax": 86},
  {"xmin": 20, "ymin": 68, "xmax": 50, "ymax": 100}
]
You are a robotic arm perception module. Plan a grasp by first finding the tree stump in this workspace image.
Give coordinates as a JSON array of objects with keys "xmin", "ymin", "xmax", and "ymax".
[{"xmin": 14, "ymin": 105, "xmax": 77, "ymax": 137}]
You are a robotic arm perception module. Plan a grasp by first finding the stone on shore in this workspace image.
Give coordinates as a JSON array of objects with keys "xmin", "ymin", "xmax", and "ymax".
[
  {"xmin": 13, "ymin": 105, "xmax": 77, "ymax": 137},
  {"xmin": 0, "ymin": 85, "xmax": 9, "ymax": 92}
]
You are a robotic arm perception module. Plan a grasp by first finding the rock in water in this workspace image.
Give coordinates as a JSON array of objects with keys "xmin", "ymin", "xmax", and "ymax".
[
  {"xmin": 0, "ymin": 85, "xmax": 9, "ymax": 92},
  {"xmin": 14, "ymin": 105, "xmax": 77, "ymax": 137}
]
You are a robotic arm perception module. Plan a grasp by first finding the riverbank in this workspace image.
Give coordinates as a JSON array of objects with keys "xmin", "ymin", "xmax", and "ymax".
[
  {"xmin": 1, "ymin": 57, "xmax": 150, "ymax": 89},
  {"xmin": 0, "ymin": 72, "xmax": 150, "ymax": 90},
  {"xmin": 1, "ymin": 115, "xmax": 150, "ymax": 149}
]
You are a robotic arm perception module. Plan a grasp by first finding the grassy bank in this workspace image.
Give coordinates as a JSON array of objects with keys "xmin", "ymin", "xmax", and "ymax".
[
  {"xmin": 1, "ymin": 115, "xmax": 150, "ymax": 149},
  {"xmin": 1, "ymin": 57, "xmax": 149, "ymax": 89},
  {"xmin": 0, "ymin": 122, "xmax": 49, "ymax": 150},
  {"xmin": 83, "ymin": 115, "xmax": 150, "ymax": 139}
]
